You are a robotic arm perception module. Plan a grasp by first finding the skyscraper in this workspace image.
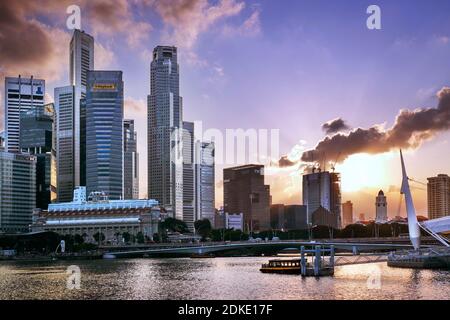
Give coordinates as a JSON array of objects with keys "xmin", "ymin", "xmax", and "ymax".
[
  {"xmin": 0, "ymin": 152, "xmax": 36, "ymax": 232},
  {"xmin": 70, "ymin": 30, "xmax": 94, "ymax": 188},
  {"xmin": 195, "ymin": 141, "xmax": 215, "ymax": 225},
  {"xmin": 427, "ymin": 174, "xmax": 450, "ymax": 219},
  {"xmin": 148, "ymin": 46, "xmax": 183, "ymax": 219},
  {"xmin": 20, "ymin": 103, "xmax": 54, "ymax": 209},
  {"xmin": 375, "ymin": 190, "xmax": 388, "ymax": 223},
  {"xmin": 123, "ymin": 119, "xmax": 139, "ymax": 199},
  {"xmin": 86, "ymin": 71, "xmax": 124, "ymax": 200},
  {"xmin": 4, "ymin": 76, "xmax": 45, "ymax": 153},
  {"xmin": 223, "ymin": 164, "xmax": 271, "ymax": 232},
  {"xmin": 183, "ymin": 121, "xmax": 195, "ymax": 230},
  {"xmin": 54, "ymin": 29, "xmax": 94, "ymax": 202},
  {"xmin": 302, "ymin": 170, "xmax": 342, "ymax": 229},
  {"xmin": 342, "ymin": 200, "xmax": 353, "ymax": 227},
  {"xmin": 54, "ymin": 85, "xmax": 76, "ymax": 202}
]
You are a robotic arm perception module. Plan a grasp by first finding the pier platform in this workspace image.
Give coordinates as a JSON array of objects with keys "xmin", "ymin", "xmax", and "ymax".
[{"xmin": 388, "ymin": 247, "xmax": 450, "ymax": 269}]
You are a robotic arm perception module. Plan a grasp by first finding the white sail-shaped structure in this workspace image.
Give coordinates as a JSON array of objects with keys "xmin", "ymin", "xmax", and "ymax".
[{"xmin": 399, "ymin": 150, "xmax": 421, "ymax": 250}]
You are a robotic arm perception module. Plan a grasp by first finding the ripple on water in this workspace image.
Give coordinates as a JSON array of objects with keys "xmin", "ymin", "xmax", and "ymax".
[{"xmin": 0, "ymin": 258, "xmax": 449, "ymax": 300}]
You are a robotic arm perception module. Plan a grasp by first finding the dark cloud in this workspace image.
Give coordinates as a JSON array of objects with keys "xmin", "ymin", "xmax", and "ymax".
[
  {"xmin": 278, "ymin": 156, "xmax": 296, "ymax": 168},
  {"xmin": 278, "ymin": 87, "xmax": 450, "ymax": 167},
  {"xmin": 300, "ymin": 87, "xmax": 450, "ymax": 164},
  {"xmin": 0, "ymin": 2, "xmax": 60, "ymax": 74},
  {"xmin": 321, "ymin": 118, "xmax": 350, "ymax": 134}
]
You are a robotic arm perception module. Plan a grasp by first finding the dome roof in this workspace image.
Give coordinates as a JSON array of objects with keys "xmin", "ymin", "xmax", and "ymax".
[{"xmin": 378, "ymin": 190, "xmax": 384, "ymax": 196}]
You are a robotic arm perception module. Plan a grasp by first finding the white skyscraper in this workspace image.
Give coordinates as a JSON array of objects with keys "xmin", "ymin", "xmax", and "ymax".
[
  {"xmin": 4, "ymin": 76, "xmax": 45, "ymax": 153},
  {"xmin": 375, "ymin": 190, "xmax": 388, "ymax": 223},
  {"xmin": 148, "ymin": 46, "xmax": 183, "ymax": 219}
]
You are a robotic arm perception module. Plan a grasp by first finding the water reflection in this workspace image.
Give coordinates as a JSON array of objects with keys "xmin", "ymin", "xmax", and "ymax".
[{"xmin": 0, "ymin": 258, "xmax": 449, "ymax": 300}]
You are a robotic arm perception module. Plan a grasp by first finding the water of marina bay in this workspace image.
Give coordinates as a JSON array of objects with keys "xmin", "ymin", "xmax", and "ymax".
[{"xmin": 0, "ymin": 257, "xmax": 449, "ymax": 300}]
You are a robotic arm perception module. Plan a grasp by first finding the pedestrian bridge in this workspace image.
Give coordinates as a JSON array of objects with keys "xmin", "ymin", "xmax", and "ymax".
[{"xmin": 103, "ymin": 240, "xmax": 424, "ymax": 259}]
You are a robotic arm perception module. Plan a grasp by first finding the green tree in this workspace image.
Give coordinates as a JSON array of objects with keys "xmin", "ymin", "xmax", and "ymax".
[
  {"xmin": 194, "ymin": 219, "xmax": 212, "ymax": 241},
  {"xmin": 122, "ymin": 232, "xmax": 131, "ymax": 243},
  {"xmin": 136, "ymin": 232, "xmax": 145, "ymax": 244},
  {"xmin": 93, "ymin": 232, "xmax": 105, "ymax": 244},
  {"xmin": 74, "ymin": 234, "xmax": 84, "ymax": 245},
  {"xmin": 160, "ymin": 217, "xmax": 189, "ymax": 233}
]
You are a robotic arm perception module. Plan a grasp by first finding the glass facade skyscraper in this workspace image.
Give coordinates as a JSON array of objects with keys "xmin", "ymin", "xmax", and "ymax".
[
  {"xmin": 54, "ymin": 85, "xmax": 76, "ymax": 202},
  {"xmin": 123, "ymin": 119, "xmax": 139, "ymax": 200},
  {"xmin": 195, "ymin": 141, "xmax": 215, "ymax": 225},
  {"xmin": 54, "ymin": 29, "xmax": 93, "ymax": 202},
  {"xmin": 0, "ymin": 152, "xmax": 36, "ymax": 232},
  {"xmin": 148, "ymin": 46, "xmax": 183, "ymax": 219},
  {"xmin": 20, "ymin": 103, "xmax": 54, "ymax": 209},
  {"xmin": 70, "ymin": 29, "xmax": 94, "ymax": 189},
  {"xmin": 183, "ymin": 121, "xmax": 195, "ymax": 230},
  {"xmin": 86, "ymin": 71, "xmax": 124, "ymax": 200},
  {"xmin": 302, "ymin": 170, "xmax": 342, "ymax": 229}
]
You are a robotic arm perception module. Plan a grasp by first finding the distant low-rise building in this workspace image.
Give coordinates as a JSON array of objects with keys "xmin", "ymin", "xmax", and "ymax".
[
  {"xmin": 214, "ymin": 207, "xmax": 226, "ymax": 229},
  {"xmin": 225, "ymin": 213, "xmax": 244, "ymax": 231},
  {"xmin": 312, "ymin": 206, "xmax": 340, "ymax": 229},
  {"xmin": 342, "ymin": 201, "xmax": 353, "ymax": 227}
]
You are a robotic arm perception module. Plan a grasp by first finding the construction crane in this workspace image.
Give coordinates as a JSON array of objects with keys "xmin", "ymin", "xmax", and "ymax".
[{"xmin": 330, "ymin": 151, "xmax": 341, "ymax": 172}]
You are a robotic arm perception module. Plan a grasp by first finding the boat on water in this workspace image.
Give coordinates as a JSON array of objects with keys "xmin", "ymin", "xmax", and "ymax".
[{"xmin": 260, "ymin": 259, "xmax": 302, "ymax": 274}]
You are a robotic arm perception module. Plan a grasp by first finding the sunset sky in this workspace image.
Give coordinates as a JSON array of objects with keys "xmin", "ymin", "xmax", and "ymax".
[{"xmin": 1, "ymin": 0, "xmax": 450, "ymax": 218}]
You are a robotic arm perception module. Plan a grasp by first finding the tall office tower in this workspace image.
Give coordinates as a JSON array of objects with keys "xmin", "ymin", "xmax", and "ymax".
[
  {"xmin": 0, "ymin": 152, "xmax": 36, "ymax": 232},
  {"xmin": 302, "ymin": 170, "xmax": 342, "ymax": 229},
  {"xmin": 86, "ymin": 71, "xmax": 124, "ymax": 200},
  {"xmin": 195, "ymin": 141, "xmax": 215, "ymax": 225},
  {"xmin": 223, "ymin": 164, "xmax": 271, "ymax": 232},
  {"xmin": 342, "ymin": 200, "xmax": 353, "ymax": 227},
  {"xmin": 70, "ymin": 30, "xmax": 94, "ymax": 188},
  {"xmin": 182, "ymin": 121, "xmax": 195, "ymax": 230},
  {"xmin": 148, "ymin": 46, "xmax": 183, "ymax": 218},
  {"xmin": 53, "ymin": 30, "xmax": 93, "ymax": 202},
  {"xmin": 4, "ymin": 76, "xmax": 45, "ymax": 153},
  {"xmin": 123, "ymin": 119, "xmax": 139, "ymax": 199},
  {"xmin": 54, "ymin": 86, "xmax": 76, "ymax": 202},
  {"xmin": 49, "ymin": 103, "xmax": 57, "ymax": 203},
  {"xmin": 427, "ymin": 174, "xmax": 450, "ymax": 219},
  {"xmin": 375, "ymin": 190, "xmax": 388, "ymax": 223},
  {"xmin": 20, "ymin": 103, "xmax": 53, "ymax": 209}
]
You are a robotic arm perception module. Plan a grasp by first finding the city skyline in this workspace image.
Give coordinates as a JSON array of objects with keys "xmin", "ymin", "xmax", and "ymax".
[{"xmin": 1, "ymin": 1, "xmax": 450, "ymax": 218}]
